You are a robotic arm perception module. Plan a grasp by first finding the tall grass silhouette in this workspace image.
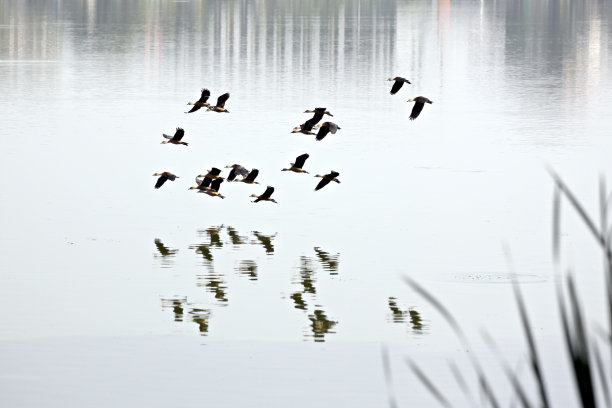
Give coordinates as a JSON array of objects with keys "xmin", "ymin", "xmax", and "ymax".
[{"xmin": 396, "ymin": 172, "xmax": 612, "ymax": 407}]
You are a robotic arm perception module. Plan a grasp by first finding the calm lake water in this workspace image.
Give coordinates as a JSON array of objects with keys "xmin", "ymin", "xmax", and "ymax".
[{"xmin": 1, "ymin": 0, "xmax": 612, "ymax": 406}]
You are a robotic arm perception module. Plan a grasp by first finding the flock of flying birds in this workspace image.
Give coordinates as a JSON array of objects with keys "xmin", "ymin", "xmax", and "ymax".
[{"xmin": 152, "ymin": 78, "xmax": 432, "ymax": 203}]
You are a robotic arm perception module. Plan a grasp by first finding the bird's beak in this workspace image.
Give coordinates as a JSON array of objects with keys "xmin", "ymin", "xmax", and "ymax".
[{"xmin": 408, "ymin": 99, "xmax": 414, "ymax": 102}]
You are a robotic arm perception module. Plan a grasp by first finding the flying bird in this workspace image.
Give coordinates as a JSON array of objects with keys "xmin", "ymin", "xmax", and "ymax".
[
  {"xmin": 200, "ymin": 178, "xmax": 225, "ymax": 199},
  {"xmin": 186, "ymin": 88, "xmax": 211, "ymax": 113},
  {"xmin": 408, "ymin": 96, "xmax": 433, "ymax": 120},
  {"xmin": 161, "ymin": 127, "xmax": 188, "ymax": 145},
  {"xmin": 225, "ymin": 164, "xmax": 249, "ymax": 181},
  {"xmin": 315, "ymin": 122, "xmax": 341, "ymax": 141},
  {"xmin": 282, "ymin": 153, "xmax": 310, "ymax": 173},
  {"xmin": 314, "ymin": 171, "xmax": 340, "ymax": 191},
  {"xmin": 153, "ymin": 172, "xmax": 179, "ymax": 189},
  {"xmin": 189, "ymin": 176, "xmax": 213, "ymax": 191},
  {"xmin": 198, "ymin": 167, "xmax": 223, "ymax": 180},
  {"xmin": 293, "ymin": 107, "xmax": 332, "ymax": 134},
  {"xmin": 207, "ymin": 92, "xmax": 230, "ymax": 113},
  {"xmin": 251, "ymin": 186, "xmax": 277, "ymax": 203},
  {"xmin": 388, "ymin": 77, "xmax": 411, "ymax": 95},
  {"xmin": 234, "ymin": 168, "xmax": 260, "ymax": 184}
]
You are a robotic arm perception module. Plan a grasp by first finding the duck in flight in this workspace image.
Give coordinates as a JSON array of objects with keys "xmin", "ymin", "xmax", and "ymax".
[
  {"xmin": 314, "ymin": 171, "xmax": 340, "ymax": 191},
  {"xmin": 388, "ymin": 77, "xmax": 411, "ymax": 95},
  {"xmin": 200, "ymin": 178, "xmax": 225, "ymax": 199},
  {"xmin": 198, "ymin": 167, "xmax": 223, "ymax": 180},
  {"xmin": 207, "ymin": 93, "xmax": 230, "ymax": 113},
  {"xmin": 225, "ymin": 164, "xmax": 249, "ymax": 181},
  {"xmin": 282, "ymin": 153, "xmax": 310, "ymax": 174},
  {"xmin": 251, "ymin": 186, "xmax": 277, "ymax": 203},
  {"xmin": 161, "ymin": 127, "xmax": 188, "ymax": 145},
  {"xmin": 408, "ymin": 96, "xmax": 433, "ymax": 120},
  {"xmin": 189, "ymin": 176, "xmax": 213, "ymax": 191},
  {"xmin": 153, "ymin": 172, "xmax": 179, "ymax": 189},
  {"xmin": 293, "ymin": 107, "xmax": 332, "ymax": 134},
  {"xmin": 186, "ymin": 88, "xmax": 211, "ymax": 113},
  {"xmin": 233, "ymin": 168, "xmax": 260, "ymax": 184},
  {"xmin": 315, "ymin": 122, "xmax": 341, "ymax": 141}
]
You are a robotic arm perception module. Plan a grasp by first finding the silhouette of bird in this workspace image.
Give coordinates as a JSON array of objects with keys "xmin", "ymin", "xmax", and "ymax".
[
  {"xmin": 234, "ymin": 168, "xmax": 260, "ymax": 184},
  {"xmin": 161, "ymin": 127, "xmax": 188, "ymax": 145},
  {"xmin": 207, "ymin": 93, "xmax": 230, "ymax": 112},
  {"xmin": 314, "ymin": 171, "xmax": 340, "ymax": 191},
  {"xmin": 186, "ymin": 88, "xmax": 211, "ymax": 113},
  {"xmin": 304, "ymin": 107, "xmax": 333, "ymax": 117},
  {"xmin": 225, "ymin": 164, "xmax": 249, "ymax": 181},
  {"xmin": 251, "ymin": 186, "xmax": 277, "ymax": 203},
  {"xmin": 189, "ymin": 176, "xmax": 213, "ymax": 191},
  {"xmin": 293, "ymin": 107, "xmax": 332, "ymax": 134},
  {"xmin": 282, "ymin": 154, "xmax": 310, "ymax": 173},
  {"xmin": 198, "ymin": 168, "xmax": 223, "ymax": 180},
  {"xmin": 315, "ymin": 122, "xmax": 341, "ymax": 141},
  {"xmin": 200, "ymin": 178, "xmax": 225, "ymax": 199},
  {"xmin": 408, "ymin": 96, "xmax": 433, "ymax": 120},
  {"xmin": 388, "ymin": 77, "xmax": 411, "ymax": 95},
  {"xmin": 153, "ymin": 172, "xmax": 179, "ymax": 189}
]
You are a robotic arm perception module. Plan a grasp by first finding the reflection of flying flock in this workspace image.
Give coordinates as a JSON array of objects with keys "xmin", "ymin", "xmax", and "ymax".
[{"xmin": 153, "ymin": 80, "xmax": 433, "ymax": 200}]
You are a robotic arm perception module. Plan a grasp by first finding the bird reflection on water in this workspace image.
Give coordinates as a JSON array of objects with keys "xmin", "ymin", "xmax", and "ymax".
[
  {"xmin": 161, "ymin": 297, "xmax": 210, "ymax": 335},
  {"xmin": 388, "ymin": 297, "xmax": 425, "ymax": 333},
  {"xmin": 155, "ymin": 227, "xmax": 346, "ymax": 341},
  {"xmin": 153, "ymin": 238, "xmax": 178, "ymax": 268}
]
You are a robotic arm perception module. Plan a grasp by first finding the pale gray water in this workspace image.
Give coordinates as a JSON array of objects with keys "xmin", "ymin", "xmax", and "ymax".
[{"xmin": 1, "ymin": 0, "xmax": 612, "ymax": 406}]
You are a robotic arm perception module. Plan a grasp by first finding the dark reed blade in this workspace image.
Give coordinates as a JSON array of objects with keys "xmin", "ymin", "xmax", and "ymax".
[
  {"xmin": 592, "ymin": 339, "xmax": 610, "ymax": 407},
  {"xmin": 553, "ymin": 185, "xmax": 561, "ymax": 263},
  {"xmin": 403, "ymin": 276, "xmax": 502, "ymax": 408},
  {"xmin": 448, "ymin": 360, "xmax": 475, "ymax": 406},
  {"xmin": 558, "ymin": 276, "xmax": 597, "ymax": 408},
  {"xmin": 481, "ymin": 330, "xmax": 534, "ymax": 408},
  {"xmin": 405, "ymin": 357, "xmax": 452, "ymax": 408},
  {"xmin": 381, "ymin": 345, "xmax": 399, "ymax": 408},
  {"xmin": 512, "ymin": 276, "xmax": 551, "ymax": 407}
]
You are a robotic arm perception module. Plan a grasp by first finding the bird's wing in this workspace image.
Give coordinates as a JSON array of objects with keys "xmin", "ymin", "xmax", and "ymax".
[
  {"xmin": 327, "ymin": 122, "xmax": 339, "ymax": 134},
  {"xmin": 245, "ymin": 168, "xmax": 259, "ymax": 182},
  {"xmin": 294, "ymin": 154, "xmax": 309, "ymax": 168},
  {"xmin": 315, "ymin": 178, "xmax": 331, "ymax": 191},
  {"xmin": 154, "ymin": 239, "xmax": 170, "ymax": 256},
  {"xmin": 227, "ymin": 168, "xmax": 238, "ymax": 181},
  {"xmin": 162, "ymin": 133, "xmax": 173, "ymax": 139},
  {"xmin": 261, "ymin": 186, "xmax": 274, "ymax": 199},
  {"xmin": 201, "ymin": 176, "xmax": 213, "ymax": 188},
  {"xmin": 186, "ymin": 105, "xmax": 201, "ymax": 113},
  {"xmin": 198, "ymin": 88, "xmax": 211, "ymax": 103},
  {"xmin": 166, "ymin": 173, "xmax": 177, "ymax": 181},
  {"xmin": 409, "ymin": 101, "xmax": 425, "ymax": 120},
  {"xmin": 306, "ymin": 112, "xmax": 323, "ymax": 127},
  {"xmin": 211, "ymin": 178, "xmax": 223, "ymax": 192},
  {"xmin": 173, "ymin": 128, "xmax": 185, "ymax": 141},
  {"xmin": 209, "ymin": 167, "xmax": 221, "ymax": 176},
  {"xmin": 216, "ymin": 93, "xmax": 230, "ymax": 108},
  {"xmin": 329, "ymin": 171, "xmax": 340, "ymax": 178},
  {"xmin": 390, "ymin": 79, "xmax": 404, "ymax": 95},
  {"xmin": 316, "ymin": 126, "xmax": 331, "ymax": 141},
  {"xmin": 155, "ymin": 175, "xmax": 168, "ymax": 189}
]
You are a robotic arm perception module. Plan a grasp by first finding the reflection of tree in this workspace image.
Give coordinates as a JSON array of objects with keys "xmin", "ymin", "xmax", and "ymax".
[
  {"xmin": 313, "ymin": 247, "xmax": 340, "ymax": 275},
  {"xmin": 290, "ymin": 292, "xmax": 307, "ymax": 310},
  {"xmin": 237, "ymin": 260, "xmax": 258, "ymax": 281},
  {"xmin": 227, "ymin": 226, "xmax": 247, "ymax": 245},
  {"xmin": 308, "ymin": 309, "xmax": 338, "ymax": 342},
  {"xmin": 252, "ymin": 231, "xmax": 276, "ymax": 255}
]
